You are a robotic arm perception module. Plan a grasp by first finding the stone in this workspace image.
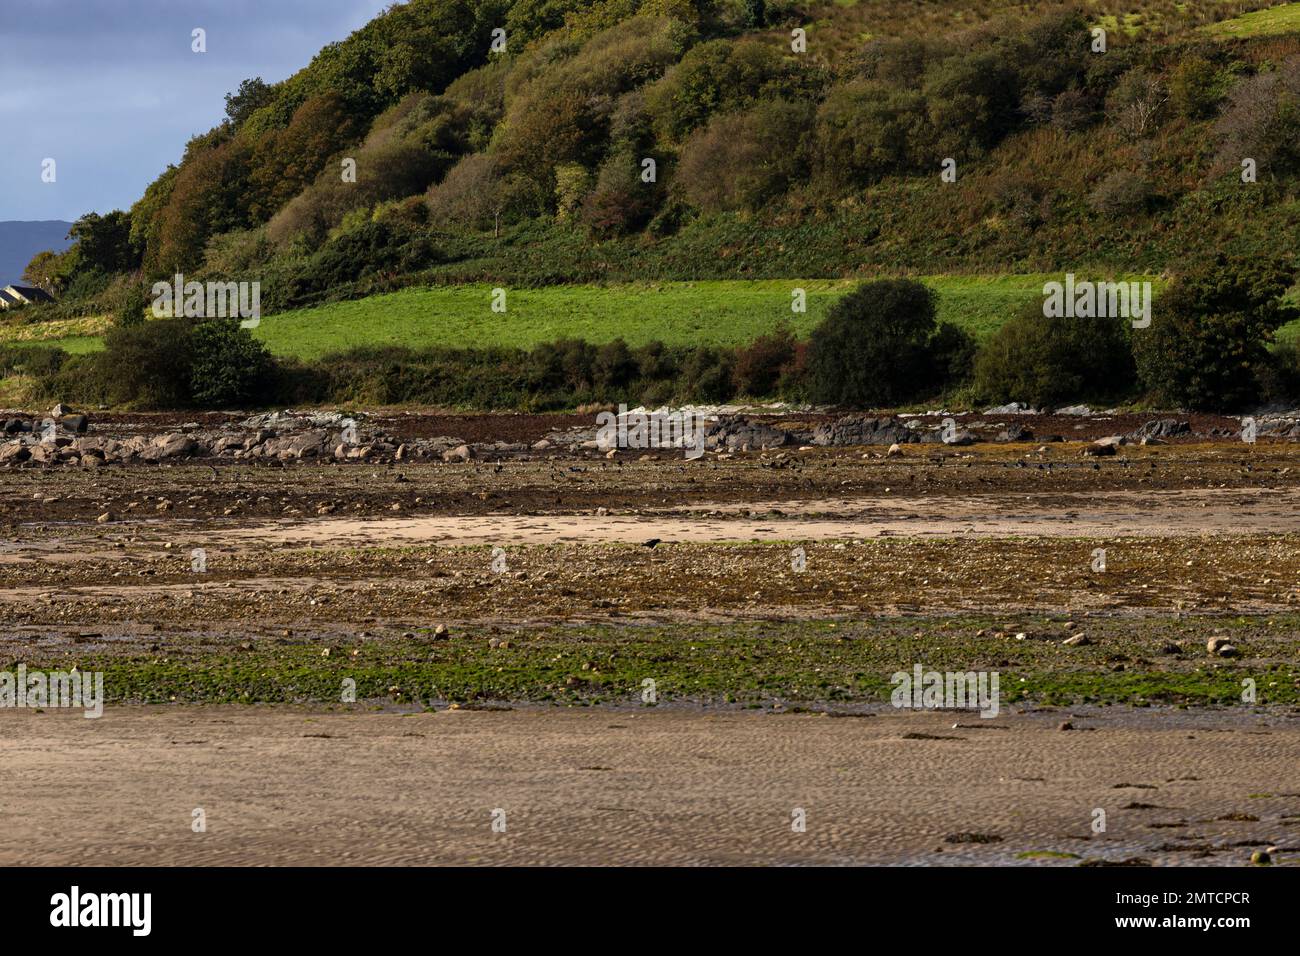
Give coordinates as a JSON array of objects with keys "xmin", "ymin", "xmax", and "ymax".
[
  {"xmin": 811, "ymin": 415, "xmax": 917, "ymax": 447},
  {"xmin": 996, "ymin": 423, "xmax": 1033, "ymax": 442},
  {"xmin": 1062, "ymin": 634, "xmax": 1092, "ymax": 646},
  {"xmin": 1206, "ymin": 636, "xmax": 1231, "ymax": 655},
  {"xmin": 1131, "ymin": 418, "xmax": 1190, "ymax": 441},
  {"xmin": 144, "ymin": 434, "xmax": 198, "ymax": 461},
  {"xmin": 0, "ymin": 441, "xmax": 30, "ymax": 464},
  {"xmin": 61, "ymin": 414, "xmax": 89, "ymax": 434},
  {"xmin": 442, "ymin": 444, "xmax": 471, "ymax": 462}
]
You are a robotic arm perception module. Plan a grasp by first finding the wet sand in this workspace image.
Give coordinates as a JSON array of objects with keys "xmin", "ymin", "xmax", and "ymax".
[{"xmin": 0, "ymin": 705, "xmax": 1295, "ymax": 866}]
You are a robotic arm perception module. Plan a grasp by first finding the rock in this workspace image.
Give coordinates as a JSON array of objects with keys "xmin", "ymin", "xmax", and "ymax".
[
  {"xmin": 61, "ymin": 414, "xmax": 89, "ymax": 434},
  {"xmin": 531, "ymin": 439, "xmax": 552, "ymax": 450},
  {"xmin": 285, "ymin": 430, "xmax": 329, "ymax": 459},
  {"xmin": 812, "ymin": 415, "xmax": 917, "ymax": 447},
  {"xmin": 886, "ymin": 443, "xmax": 903, "ymax": 458},
  {"xmin": 1131, "ymin": 418, "xmax": 1190, "ymax": 441},
  {"xmin": 442, "ymin": 444, "xmax": 471, "ymax": 462},
  {"xmin": 1084, "ymin": 441, "xmax": 1117, "ymax": 457},
  {"xmin": 0, "ymin": 441, "xmax": 30, "ymax": 464},
  {"xmin": 710, "ymin": 417, "xmax": 791, "ymax": 452},
  {"xmin": 1160, "ymin": 642, "xmax": 1181, "ymax": 655},
  {"xmin": 1216, "ymin": 644, "xmax": 1239, "ymax": 658},
  {"xmin": 984, "ymin": 402, "xmax": 1038, "ymax": 415},
  {"xmin": 3, "ymin": 418, "xmax": 27, "ymax": 435},
  {"xmin": 96, "ymin": 512, "xmax": 113, "ymax": 523},
  {"xmin": 996, "ymin": 423, "xmax": 1033, "ymax": 442},
  {"xmin": 27, "ymin": 444, "xmax": 56, "ymax": 464},
  {"xmin": 1062, "ymin": 634, "xmax": 1092, "ymax": 646},
  {"xmin": 1251, "ymin": 850, "xmax": 1271, "ymax": 865},
  {"xmin": 1206, "ymin": 636, "xmax": 1231, "ymax": 655},
  {"xmin": 144, "ymin": 433, "xmax": 198, "ymax": 461},
  {"xmin": 434, "ymin": 624, "xmax": 450, "ymax": 639},
  {"xmin": 1058, "ymin": 721, "xmax": 1074, "ymax": 731},
  {"xmin": 1056, "ymin": 405, "xmax": 1093, "ymax": 416},
  {"xmin": 51, "ymin": 403, "xmax": 72, "ymax": 418}
]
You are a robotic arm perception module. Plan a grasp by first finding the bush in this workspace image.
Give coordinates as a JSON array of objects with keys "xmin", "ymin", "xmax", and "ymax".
[
  {"xmin": 116, "ymin": 283, "xmax": 151, "ymax": 328},
  {"xmin": 1258, "ymin": 339, "xmax": 1300, "ymax": 406},
  {"xmin": 100, "ymin": 319, "xmax": 196, "ymax": 409},
  {"xmin": 804, "ymin": 279, "xmax": 943, "ymax": 408},
  {"xmin": 1088, "ymin": 169, "xmax": 1154, "ymax": 217},
  {"xmin": 1213, "ymin": 56, "xmax": 1300, "ymax": 179},
  {"xmin": 973, "ymin": 300, "xmax": 1135, "ymax": 408},
  {"xmin": 732, "ymin": 323, "xmax": 796, "ymax": 397},
  {"xmin": 190, "ymin": 320, "xmax": 276, "ymax": 407},
  {"xmin": 1134, "ymin": 256, "xmax": 1298, "ymax": 410},
  {"xmin": 680, "ymin": 346, "xmax": 735, "ymax": 402},
  {"xmin": 1169, "ymin": 57, "xmax": 1221, "ymax": 121},
  {"xmin": 676, "ymin": 99, "xmax": 813, "ymax": 213}
]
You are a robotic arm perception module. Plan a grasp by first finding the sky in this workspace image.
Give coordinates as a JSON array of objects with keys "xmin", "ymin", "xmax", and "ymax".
[{"xmin": 0, "ymin": 0, "xmax": 394, "ymax": 223}]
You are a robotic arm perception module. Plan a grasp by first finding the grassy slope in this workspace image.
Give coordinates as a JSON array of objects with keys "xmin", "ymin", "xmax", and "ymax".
[{"xmin": 1203, "ymin": 2, "xmax": 1300, "ymax": 37}]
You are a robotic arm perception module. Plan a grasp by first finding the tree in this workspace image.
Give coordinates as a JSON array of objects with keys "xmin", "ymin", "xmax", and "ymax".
[
  {"xmin": 1134, "ymin": 256, "xmax": 1298, "ymax": 410},
  {"xmin": 68, "ymin": 211, "xmax": 139, "ymax": 274},
  {"xmin": 805, "ymin": 279, "xmax": 947, "ymax": 407},
  {"xmin": 225, "ymin": 77, "xmax": 273, "ymax": 126}
]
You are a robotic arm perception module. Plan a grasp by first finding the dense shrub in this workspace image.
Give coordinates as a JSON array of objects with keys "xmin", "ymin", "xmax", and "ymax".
[
  {"xmin": 1134, "ymin": 256, "xmax": 1298, "ymax": 410},
  {"xmin": 676, "ymin": 99, "xmax": 813, "ymax": 213},
  {"xmin": 99, "ymin": 319, "xmax": 196, "ymax": 409},
  {"xmin": 815, "ymin": 81, "xmax": 928, "ymax": 186},
  {"xmin": 732, "ymin": 323, "xmax": 796, "ymax": 397},
  {"xmin": 1213, "ymin": 56, "xmax": 1300, "ymax": 180},
  {"xmin": 1258, "ymin": 339, "xmax": 1300, "ymax": 406},
  {"xmin": 190, "ymin": 320, "xmax": 276, "ymax": 407},
  {"xmin": 972, "ymin": 301, "xmax": 1136, "ymax": 408},
  {"xmin": 805, "ymin": 279, "xmax": 952, "ymax": 407},
  {"xmin": 1088, "ymin": 169, "xmax": 1155, "ymax": 217},
  {"xmin": 116, "ymin": 284, "xmax": 151, "ymax": 328}
]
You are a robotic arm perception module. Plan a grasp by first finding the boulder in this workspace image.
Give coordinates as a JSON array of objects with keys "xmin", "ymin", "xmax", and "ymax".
[
  {"xmin": 812, "ymin": 415, "xmax": 917, "ymax": 447},
  {"xmin": 1131, "ymin": 418, "xmax": 1189, "ymax": 441},
  {"xmin": 0, "ymin": 441, "xmax": 30, "ymax": 463},
  {"xmin": 442, "ymin": 444, "xmax": 472, "ymax": 462},
  {"xmin": 144, "ymin": 433, "xmax": 198, "ymax": 461}
]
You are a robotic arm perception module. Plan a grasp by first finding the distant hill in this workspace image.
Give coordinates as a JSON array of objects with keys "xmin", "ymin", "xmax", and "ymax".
[{"xmin": 0, "ymin": 221, "xmax": 73, "ymax": 287}]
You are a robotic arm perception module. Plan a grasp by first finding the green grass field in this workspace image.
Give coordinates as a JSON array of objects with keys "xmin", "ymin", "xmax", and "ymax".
[
  {"xmin": 1204, "ymin": 2, "xmax": 1300, "ymax": 37},
  {"xmin": 34, "ymin": 274, "xmax": 1300, "ymax": 360},
  {"xmin": 6, "ymin": 274, "xmax": 1145, "ymax": 360},
  {"xmin": 250, "ymin": 276, "xmax": 1069, "ymax": 360}
]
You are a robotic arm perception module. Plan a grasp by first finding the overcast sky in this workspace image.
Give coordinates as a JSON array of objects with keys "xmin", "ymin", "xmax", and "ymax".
[{"xmin": 0, "ymin": 0, "xmax": 393, "ymax": 223}]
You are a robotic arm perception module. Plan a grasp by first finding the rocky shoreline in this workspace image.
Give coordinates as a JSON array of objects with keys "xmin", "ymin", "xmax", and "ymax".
[{"xmin": 1, "ymin": 404, "xmax": 1298, "ymax": 468}]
